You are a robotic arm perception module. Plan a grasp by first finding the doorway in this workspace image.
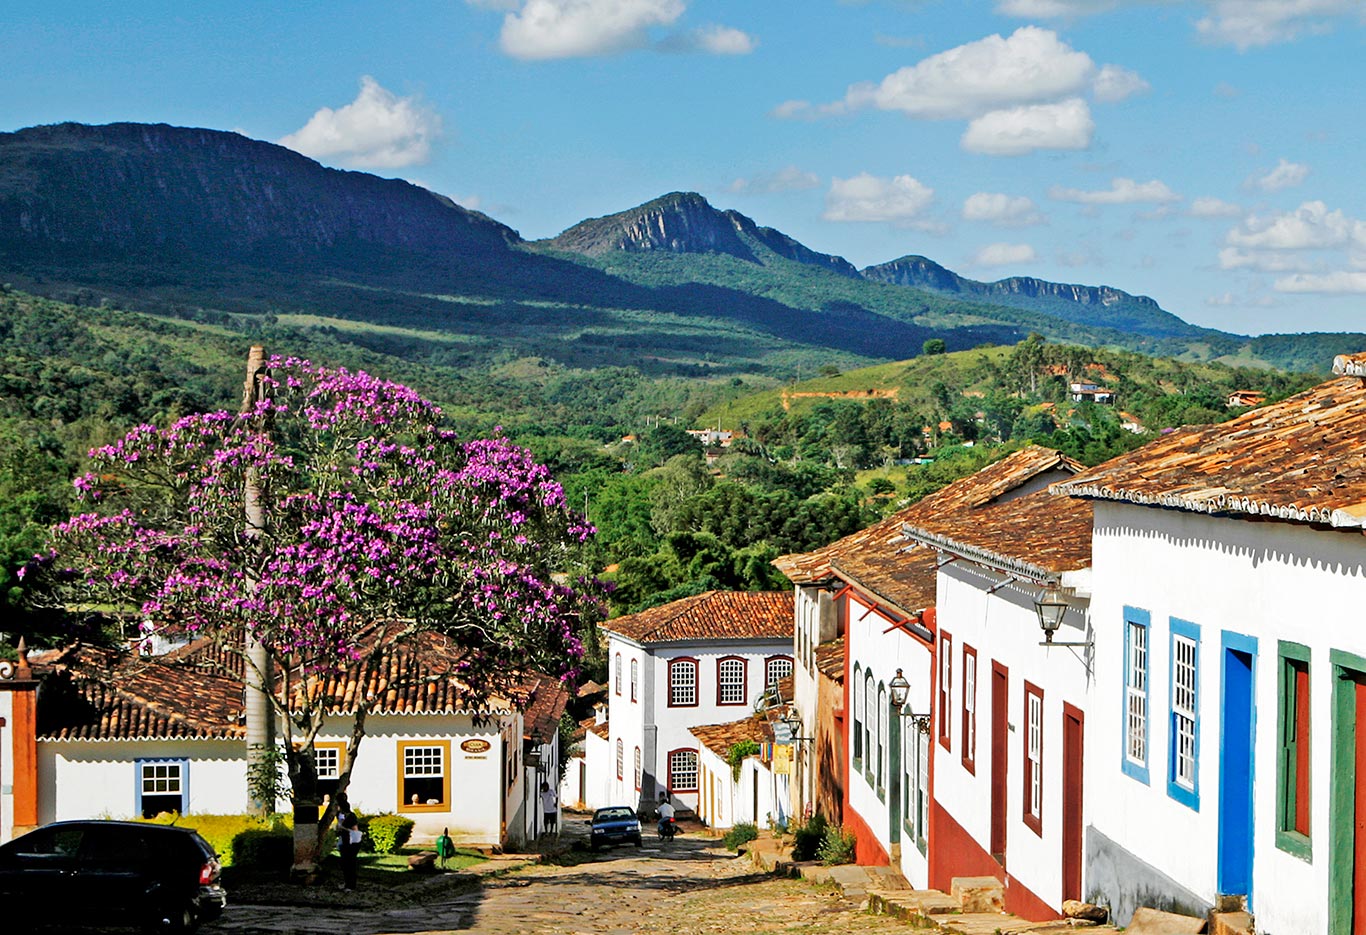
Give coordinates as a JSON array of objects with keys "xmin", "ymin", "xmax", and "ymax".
[
  {"xmin": 1062, "ymin": 704, "xmax": 1084, "ymax": 903},
  {"xmin": 1217, "ymin": 633, "xmax": 1257, "ymax": 905},
  {"xmin": 991, "ymin": 662, "xmax": 1009, "ymax": 865},
  {"xmin": 1330, "ymin": 651, "xmax": 1366, "ymax": 933}
]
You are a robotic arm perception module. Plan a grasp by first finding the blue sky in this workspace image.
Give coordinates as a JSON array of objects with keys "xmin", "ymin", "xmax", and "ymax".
[{"xmin": 4, "ymin": 1, "xmax": 1366, "ymax": 337}]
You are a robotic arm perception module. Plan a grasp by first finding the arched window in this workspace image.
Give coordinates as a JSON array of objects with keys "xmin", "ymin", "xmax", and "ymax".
[
  {"xmin": 668, "ymin": 657, "xmax": 699, "ymax": 707},
  {"xmin": 615, "ymin": 739, "xmax": 624, "ymax": 780},
  {"xmin": 765, "ymin": 655, "xmax": 794, "ymax": 688},
  {"xmin": 864, "ymin": 671, "xmax": 874, "ymax": 782},
  {"xmin": 634, "ymin": 747, "xmax": 642, "ymax": 791},
  {"xmin": 877, "ymin": 683, "xmax": 887, "ymax": 792},
  {"xmin": 630, "ymin": 658, "xmax": 639, "ymax": 703},
  {"xmin": 614, "ymin": 653, "xmax": 622, "ymax": 696},
  {"xmin": 717, "ymin": 656, "xmax": 747, "ymax": 705},
  {"xmin": 668, "ymin": 748, "xmax": 699, "ymax": 792},
  {"xmin": 852, "ymin": 664, "xmax": 864, "ymax": 764}
]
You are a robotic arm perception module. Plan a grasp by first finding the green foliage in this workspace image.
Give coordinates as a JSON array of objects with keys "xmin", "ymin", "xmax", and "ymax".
[
  {"xmin": 141, "ymin": 812, "xmax": 290, "ymax": 868},
  {"xmin": 246, "ymin": 743, "xmax": 290, "ymax": 808},
  {"xmin": 791, "ymin": 812, "xmax": 828, "ymax": 862},
  {"xmin": 922, "ymin": 338, "xmax": 946, "ymax": 356},
  {"xmin": 726, "ymin": 740, "xmax": 761, "ymax": 781},
  {"xmin": 364, "ymin": 813, "xmax": 415, "ymax": 855},
  {"xmin": 232, "ymin": 829, "xmax": 294, "ymax": 872},
  {"xmin": 818, "ymin": 824, "xmax": 857, "ymax": 865},
  {"xmin": 722, "ymin": 821, "xmax": 760, "ymax": 851}
]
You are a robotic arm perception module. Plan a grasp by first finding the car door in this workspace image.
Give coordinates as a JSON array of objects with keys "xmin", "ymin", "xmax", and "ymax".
[
  {"xmin": 76, "ymin": 824, "xmax": 153, "ymax": 919},
  {"xmin": 0, "ymin": 824, "xmax": 86, "ymax": 917}
]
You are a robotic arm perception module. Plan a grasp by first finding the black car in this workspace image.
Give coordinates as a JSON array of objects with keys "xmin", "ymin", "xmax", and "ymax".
[
  {"xmin": 0, "ymin": 820, "xmax": 227, "ymax": 932},
  {"xmin": 589, "ymin": 806, "xmax": 643, "ymax": 849}
]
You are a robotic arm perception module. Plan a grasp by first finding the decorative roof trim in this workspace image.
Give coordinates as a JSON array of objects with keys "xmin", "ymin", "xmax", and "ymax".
[
  {"xmin": 1334, "ymin": 353, "xmax": 1366, "ymax": 377},
  {"xmin": 899, "ymin": 523, "xmax": 1063, "ymax": 585},
  {"xmin": 1055, "ymin": 483, "xmax": 1366, "ymax": 530}
]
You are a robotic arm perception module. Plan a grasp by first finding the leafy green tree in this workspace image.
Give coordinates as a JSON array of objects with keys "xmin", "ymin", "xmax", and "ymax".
[
  {"xmin": 635, "ymin": 423, "xmax": 703, "ymax": 469},
  {"xmin": 922, "ymin": 338, "xmax": 947, "ymax": 356}
]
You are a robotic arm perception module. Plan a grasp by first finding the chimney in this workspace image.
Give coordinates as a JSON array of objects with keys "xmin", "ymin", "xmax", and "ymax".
[{"xmin": 593, "ymin": 702, "xmax": 607, "ymax": 725}]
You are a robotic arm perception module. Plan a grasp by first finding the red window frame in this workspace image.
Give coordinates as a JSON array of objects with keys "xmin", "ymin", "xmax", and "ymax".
[
  {"xmin": 962, "ymin": 644, "xmax": 977, "ymax": 774},
  {"xmin": 716, "ymin": 656, "xmax": 748, "ymax": 706},
  {"xmin": 613, "ymin": 653, "xmax": 622, "ymax": 696},
  {"xmin": 765, "ymin": 655, "xmax": 794, "ymax": 689},
  {"xmin": 938, "ymin": 631, "xmax": 953, "ymax": 750},
  {"xmin": 667, "ymin": 747, "xmax": 699, "ymax": 793},
  {"xmin": 1023, "ymin": 680, "xmax": 1044, "ymax": 836},
  {"xmin": 668, "ymin": 657, "xmax": 699, "ymax": 708},
  {"xmin": 630, "ymin": 658, "xmax": 638, "ymax": 703}
]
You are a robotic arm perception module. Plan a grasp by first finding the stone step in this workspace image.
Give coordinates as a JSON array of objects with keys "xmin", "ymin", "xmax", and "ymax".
[
  {"xmin": 1126, "ymin": 906, "xmax": 1207, "ymax": 934},
  {"xmin": 1210, "ymin": 910, "xmax": 1254, "ymax": 935},
  {"xmin": 952, "ymin": 875, "xmax": 1005, "ymax": 913}
]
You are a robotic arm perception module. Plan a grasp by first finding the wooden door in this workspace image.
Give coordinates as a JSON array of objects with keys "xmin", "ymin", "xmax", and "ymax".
[
  {"xmin": 991, "ymin": 662, "xmax": 1009, "ymax": 865},
  {"xmin": 1062, "ymin": 705, "xmax": 1084, "ymax": 903}
]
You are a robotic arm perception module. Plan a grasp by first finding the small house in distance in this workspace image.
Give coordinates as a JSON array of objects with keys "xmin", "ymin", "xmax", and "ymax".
[{"xmin": 1226, "ymin": 390, "xmax": 1265, "ymax": 408}]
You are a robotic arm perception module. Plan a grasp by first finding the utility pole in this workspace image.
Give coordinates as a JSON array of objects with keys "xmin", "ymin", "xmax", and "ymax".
[{"xmin": 241, "ymin": 346, "xmax": 276, "ymax": 815}]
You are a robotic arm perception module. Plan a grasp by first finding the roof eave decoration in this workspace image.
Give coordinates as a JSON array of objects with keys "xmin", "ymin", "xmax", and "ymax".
[
  {"xmin": 900, "ymin": 523, "xmax": 1068, "ymax": 585},
  {"xmin": 1334, "ymin": 353, "xmax": 1366, "ymax": 378},
  {"xmin": 1055, "ymin": 484, "xmax": 1366, "ymax": 530}
]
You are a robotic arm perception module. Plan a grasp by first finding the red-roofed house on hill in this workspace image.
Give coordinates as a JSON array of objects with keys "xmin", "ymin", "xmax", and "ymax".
[
  {"xmin": 598, "ymin": 591, "xmax": 794, "ymax": 816},
  {"xmin": 1052, "ymin": 352, "xmax": 1366, "ymax": 932},
  {"xmin": 0, "ymin": 633, "xmax": 569, "ymax": 849}
]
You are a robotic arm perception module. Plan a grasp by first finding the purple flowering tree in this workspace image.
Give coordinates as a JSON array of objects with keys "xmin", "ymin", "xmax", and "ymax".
[{"xmin": 40, "ymin": 352, "xmax": 602, "ymax": 867}]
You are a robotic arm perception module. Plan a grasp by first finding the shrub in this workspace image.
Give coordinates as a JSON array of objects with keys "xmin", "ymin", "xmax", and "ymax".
[
  {"xmin": 721, "ymin": 822, "xmax": 759, "ymax": 851},
  {"xmin": 139, "ymin": 812, "xmax": 284, "ymax": 868},
  {"xmin": 790, "ymin": 813, "xmax": 828, "ymax": 862},
  {"xmin": 365, "ymin": 814, "xmax": 415, "ymax": 855},
  {"xmin": 818, "ymin": 824, "xmax": 856, "ymax": 865},
  {"xmin": 233, "ymin": 829, "xmax": 294, "ymax": 871}
]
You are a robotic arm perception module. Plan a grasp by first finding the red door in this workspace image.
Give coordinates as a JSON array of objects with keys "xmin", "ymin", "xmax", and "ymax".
[
  {"xmin": 1354, "ymin": 680, "xmax": 1366, "ymax": 935},
  {"xmin": 991, "ymin": 662, "xmax": 1009, "ymax": 865},
  {"xmin": 1062, "ymin": 705, "xmax": 1084, "ymax": 903}
]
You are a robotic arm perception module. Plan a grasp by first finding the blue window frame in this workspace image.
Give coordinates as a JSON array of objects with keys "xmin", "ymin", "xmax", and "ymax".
[
  {"xmin": 136, "ymin": 758, "xmax": 189, "ymax": 818},
  {"xmin": 1121, "ymin": 606, "xmax": 1151, "ymax": 784},
  {"xmin": 1168, "ymin": 618, "xmax": 1201, "ymax": 809}
]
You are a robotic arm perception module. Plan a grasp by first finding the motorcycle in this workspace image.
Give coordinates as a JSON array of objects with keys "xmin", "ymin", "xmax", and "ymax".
[{"xmin": 658, "ymin": 816, "xmax": 678, "ymax": 841}]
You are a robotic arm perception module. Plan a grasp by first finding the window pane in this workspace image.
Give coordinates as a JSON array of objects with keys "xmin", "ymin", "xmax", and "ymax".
[
  {"xmin": 719, "ymin": 659, "xmax": 746, "ymax": 704},
  {"xmin": 1172, "ymin": 635, "xmax": 1197, "ymax": 791},
  {"xmin": 670, "ymin": 660, "xmax": 697, "ymax": 706},
  {"xmin": 766, "ymin": 657, "xmax": 793, "ymax": 687},
  {"xmin": 669, "ymin": 750, "xmax": 699, "ymax": 791}
]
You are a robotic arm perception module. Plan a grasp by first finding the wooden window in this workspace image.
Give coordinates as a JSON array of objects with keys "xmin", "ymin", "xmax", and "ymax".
[
  {"xmin": 717, "ymin": 656, "xmax": 748, "ymax": 705},
  {"xmin": 1023, "ymin": 682, "xmax": 1044, "ymax": 835},
  {"xmin": 616, "ymin": 739, "xmax": 624, "ymax": 780},
  {"xmin": 397, "ymin": 741, "xmax": 451, "ymax": 812},
  {"xmin": 877, "ymin": 683, "xmax": 887, "ymax": 795},
  {"xmin": 668, "ymin": 749, "xmax": 699, "ymax": 792},
  {"xmin": 630, "ymin": 658, "xmax": 638, "ymax": 703},
  {"xmin": 1168, "ymin": 619, "xmax": 1200, "ymax": 809},
  {"xmin": 313, "ymin": 741, "xmax": 347, "ymax": 801},
  {"xmin": 1277, "ymin": 641, "xmax": 1312, "ymax": 859},
  {"xmin": 1122, "ymin": 607, "xmax": 1151, "ymax": 783},
  {"xmin": 864, "ymin": 670, "xmax": 875, "ymax": 783},
  {"xmin": 939, "ymin": 632, "xmax": 953, "ymax": 750},
  {"xmin": 962, "ymin": 645, "xmax": 977, "ymax": 773},
  {"xmin": 852, "ymin": 663, "xmax": 864, "ymax": 766},
  {"xmin": 668, "ymin": 657, "xmax": 699, "ymax": 707},
  {"xmin": 634, "ymin": 746, "xmax": 642, "ymax": 791},
  {"xmin": 614, "ymin": 653, "xmax": 622, "ymax": 696},
  {"xmin": 136, "ymin": 759, "xmax": 187, "ymax": 819},
  {"xmin": 765, "ymin": 655, "xmax": 794, "ymax": 688}
]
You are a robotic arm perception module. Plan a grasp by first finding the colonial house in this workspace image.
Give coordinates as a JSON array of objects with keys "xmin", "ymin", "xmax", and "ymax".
[
  {"xmin": 691, "ymin": 716, "xmax": 783, "ymax": 830},
  {"xmin": 1226, "ymin": 390, "xmax": 1265, "ymax": 408},
  {"xmin": 898, "ymin": 447, "xmax": 1091, "ymax": 920},
  {"xmin": 560, "ymin": 705, "xmax": 609, "ymax": 811},
  {"xmin": 0, "ymin": 633, "xmax": 568, "ymax": 849},
  {"xmin": 598, "ymin": 591, "xmax": 793, "ymax": 814},
  {"xmin": 1052, "ymin": 352, "xmax": 1366, "ymax": 932}
]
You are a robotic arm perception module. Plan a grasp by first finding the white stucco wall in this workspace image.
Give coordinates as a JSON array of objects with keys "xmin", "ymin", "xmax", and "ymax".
[
  {"xmin": 931, "ymin": 563, "xmax": 1093, "ymax": 913},
  {"xmin": 792, "ymin": 586, "xmax": 822, "ymax": 819},
  {"xmin": 844, "ymin": 589, "xmax": 933, "ymax": 885},
  {"xmin": 605, "ymin": 636, "xmax": 651, "ymax": 808},
  {"xmin": 1088, "ymin": 502, "xmax": 1366, "ymax": 933},
  {"xmin": 696, "ymin": 747, "xmax": 785, "ymax": 830},
  {"xmin": 1, "ymin": 691, "xmax": 16, "ymax": 842}
]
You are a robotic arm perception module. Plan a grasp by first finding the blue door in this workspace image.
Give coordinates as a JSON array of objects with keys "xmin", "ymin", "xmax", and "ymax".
[{"xmin": 1218, "ymin": 633, "xmax": 1257, "ymax": 903}]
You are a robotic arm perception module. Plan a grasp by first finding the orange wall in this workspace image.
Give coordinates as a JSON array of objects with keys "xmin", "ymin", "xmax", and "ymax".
[{"xmin": 929, "ymin": 799, "xmax": 1058, "ymax": 921}]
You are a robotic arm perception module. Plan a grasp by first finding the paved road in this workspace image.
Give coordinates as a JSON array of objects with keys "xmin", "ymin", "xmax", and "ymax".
[{"xmin": 207, "ymin": 836, "xmax": 913, "ymax": 935}]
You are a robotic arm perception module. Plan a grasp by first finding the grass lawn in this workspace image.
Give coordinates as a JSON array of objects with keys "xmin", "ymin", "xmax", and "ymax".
[{"xmin": 355, "ymin": 846, "xmax": 487, "ymax": 878}]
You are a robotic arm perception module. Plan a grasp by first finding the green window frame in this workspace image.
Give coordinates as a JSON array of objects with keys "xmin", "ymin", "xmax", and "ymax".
[{"xmin": 1275, "ymin": 640, "xmax": 1312, "ymax": 860}]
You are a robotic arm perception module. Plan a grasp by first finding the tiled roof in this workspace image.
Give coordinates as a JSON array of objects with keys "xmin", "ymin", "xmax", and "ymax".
[
  {"xmin": 689, "ymin": 717, "xmax": 774, "ymax": 757},
  {"xmin": 587, "ymin": 717, "xmax": 610, "ymax": 740},
  {"xmin": 602, "ymin": 591, "xmax": 793, "ymax": 645},
  {"xmin": 777, "ymin": 446, "xmax": 1081, "ymax": 597},
  {"xmin": 1056, "ymin": 369, "xmax": 1366, "ymax": 530},
  {"xmin": 35, "ymin": 631, "xmax": 564, "ymax": 742},
  {"xmin": 814, "ymin": 638, "xmax": 845, "ymax": 682}
]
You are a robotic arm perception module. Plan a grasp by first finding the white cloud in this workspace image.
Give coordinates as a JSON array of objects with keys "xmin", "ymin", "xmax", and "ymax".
[
  {"xmin": 974, "ymin": 242, "xmax": 1038, "ymax": 267},
  {"xmin": 1196, "ymin": 0, "xmax": 1362, "ymax": 50},
  {"xmin": 823, "ymin": 173, "xmax": 935, "ymax": 223},
  {"xmin": 496, "ymin": 0, "xmax": 685, "ymax": 60},
  {"xmin": 660, "ymin": 23, "xmax": 756, "ymax": 54},
  {"xmin": 1205, "ymin": 292, "xmax": 1236, "ymax": 306},
  {"xmin": 1248, "ymin": 158, "xmax": 1310, "ymax": 192},
  {"xmin": 962, "ymin": 192, "xmax": 1044, "ymax": 226},
  {"xmin": 727, "ymin": 166, "xmax": 821, "ymax": 194},
  {"xmin": 1092, "ymin": 64, "xmax": 1149, "ymax": 102},
  {"xmin": 1217, "ymin": 247, "xmax": 1315, "ymax": 271},
  {"xmin": 1189, "ymin": 196, "xmax": 1243, "ymax": 218},
  {"xmin": 962, "ymin": 98, "xmax": 1095, "ymax": 155},
  {"xmin": 279, "ymin": 76, "xmax": 441, "ymax": 169},
  {"xmin": 1225, "ymin": 200, "xmax": 1365, "ymax": 250},
  {"xmin": 770, "ymin": 99, "xmax": 849, "ymax": 120},
  {"xmin": 1049, "ymin": 176, "xmax": 1181, "ymax": 205},
  {"xmin": 1274, "ymin": 271, "xmax": 1366, "ymax": 293},
  {"xmin": 843, "ymin": 27, "xmax": 1095, "ymax": 120}
]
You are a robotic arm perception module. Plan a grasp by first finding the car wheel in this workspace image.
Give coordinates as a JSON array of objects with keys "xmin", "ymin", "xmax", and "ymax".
[
  {"xmin": 634, "ymin": 835, "xmax": 643, "ymax": 847},
  {"xmin": 145, "ymin": 901, "xmax": 196, "ymax": 934}
]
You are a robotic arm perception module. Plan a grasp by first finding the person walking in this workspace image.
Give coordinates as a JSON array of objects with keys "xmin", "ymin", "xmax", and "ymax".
[
  {"xmin": 334, "ymin": 792, "xmax": 362, "ymax": 890},
  {"xmin": 540, "ymin": 781, "xmax": 559, "ymax": 836}
]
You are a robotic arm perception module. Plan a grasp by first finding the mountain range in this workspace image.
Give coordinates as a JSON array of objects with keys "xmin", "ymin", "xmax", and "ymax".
[{"xmin": 0, "ymin": 121, "xmax": 1359, "ymax": 375}]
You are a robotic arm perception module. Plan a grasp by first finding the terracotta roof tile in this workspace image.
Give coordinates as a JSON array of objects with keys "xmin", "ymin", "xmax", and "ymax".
[
  {"xmin": 603, "ymin": 591, "xmax": 793, "ymax": 645},
  {"xmin": 689, "ymin": 717, "xmax": 774, "ymax": 757},
  {"xmin": 1056, "ymin": 370, "xmax": 1366, "ymax": 530},
  {"xmin": 814, "ymin": 638, "xmax": 845, "ymax": 682},
  {"xmin": 587, "ymin": 717, "xmax": 610, "ymax": 740}
]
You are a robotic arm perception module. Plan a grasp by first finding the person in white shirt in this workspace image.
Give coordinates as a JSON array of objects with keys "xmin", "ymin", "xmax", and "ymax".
[
  {"xmin": 656, "ymin": 793, "xmax": 676, "ymax": 835},
  {"xmin": 540, "ymin": 782, "xmax": 559, "ymax": 834}
]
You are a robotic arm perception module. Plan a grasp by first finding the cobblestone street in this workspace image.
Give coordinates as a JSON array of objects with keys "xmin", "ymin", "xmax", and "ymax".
[{"xmin": 207, "ymin": 836, "xmax": 915, "ymax": 935}]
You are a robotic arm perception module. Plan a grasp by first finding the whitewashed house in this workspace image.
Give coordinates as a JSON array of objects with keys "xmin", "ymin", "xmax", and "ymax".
[
  {"xmin": 0, "ymin": 633, "xmax": 567, "ymax": 848},
  {"xmin": 1052, "ymin": 353, "xmax": 1366, "ymax": 932},
  {"xmin": 560, "ymin": 705, "xmax": 610, "ymax": 811},
  {"xmin": 898, "ymin": 446, "xmax": 1091, "ymax": 920},
  {"xmin": 599, "ymin": 591, "xmax": 793, "ymax": 813},
  {"xmin": 691, "ymin": 717, "xmax": 784, "ymax": 830}
]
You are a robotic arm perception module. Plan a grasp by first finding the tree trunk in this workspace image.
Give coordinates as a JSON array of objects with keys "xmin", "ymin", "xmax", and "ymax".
[{"xmin": 242, "ymin": 346, "xmax": 276, "ymax": 814}]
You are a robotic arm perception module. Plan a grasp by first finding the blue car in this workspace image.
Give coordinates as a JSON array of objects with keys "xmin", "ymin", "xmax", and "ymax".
[{"xmin": 589, "ymin": 806, "xmax": 643, "ymax": 849}]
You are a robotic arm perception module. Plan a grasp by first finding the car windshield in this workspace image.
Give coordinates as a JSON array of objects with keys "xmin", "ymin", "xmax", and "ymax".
[{"xmin": 595, "ymin": 808, "xmax": 635, "ymax": 821}]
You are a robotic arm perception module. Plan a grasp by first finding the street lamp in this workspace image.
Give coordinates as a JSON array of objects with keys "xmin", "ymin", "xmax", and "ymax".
[
  {"xmin": 780, "ymin": 709, "xmax": 811, "ymax": 744},
  {"xmin": 1034, "ymin": 586, "xmax": 1090, "ymax": 649},
  {"xmin": 887, "ymin": 668, "xmax": 932, "ymax": 733}
]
